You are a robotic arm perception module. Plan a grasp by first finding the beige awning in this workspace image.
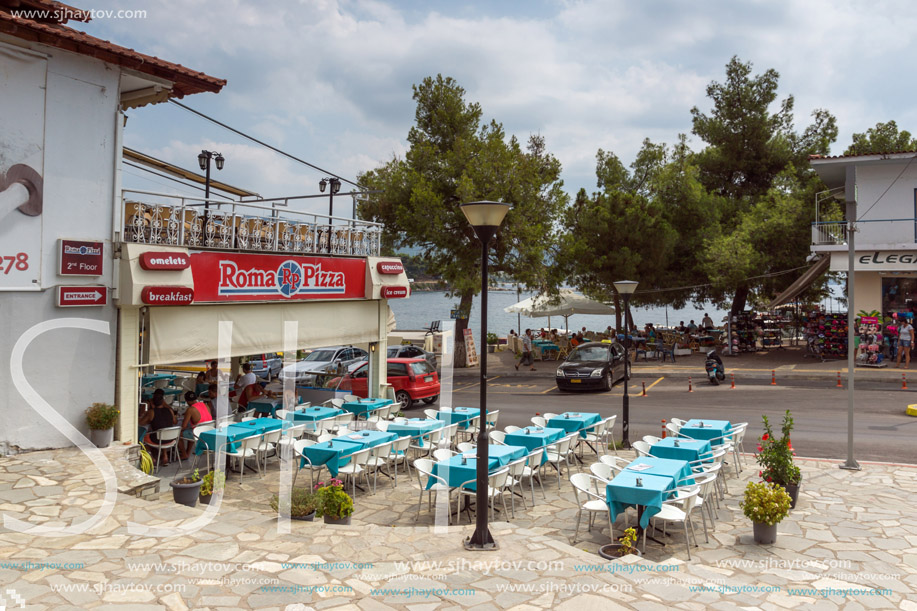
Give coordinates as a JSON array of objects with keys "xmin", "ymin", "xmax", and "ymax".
[{"xmin": 767, "ymin": 256, "xmax": 831, "ymax": 310}]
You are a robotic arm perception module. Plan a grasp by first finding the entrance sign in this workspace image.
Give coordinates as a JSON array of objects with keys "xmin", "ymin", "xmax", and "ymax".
[
  {"xmin": 59, "ymin": 240, "xmax": 103, "ymax": 276},
  {"xmin": 190, "ymin": 252, "xmax": 366, "ymax": 302},
  {"xmin": 57, "ymin": 286, "xmax": 107, "ymax": 307}
]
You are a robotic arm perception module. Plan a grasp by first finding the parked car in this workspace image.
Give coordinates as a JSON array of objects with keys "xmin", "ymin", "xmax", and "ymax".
[
  {"xmin": 555, "ymin": 341, "xmax": 629, "ymax": 392},
  {"xmin": 387, "ymin": 344, "xmax": 437, "ymax": 371},
  {"xmin": 248, "ymin": 353, "xmax": 283, "ymax": 380},
  {"xmin": 340, "ymin": 358, "xmax": 440, "ymax": 409},
  {"xmin": 280, "ymin": 346, "xmax": 368, "ymax": 385}
]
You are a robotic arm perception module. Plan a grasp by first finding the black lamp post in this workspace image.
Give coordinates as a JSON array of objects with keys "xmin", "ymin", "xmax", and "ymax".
[
  {"xmin": 319, "ymin": 177, "xmax": 342, "ymax": 219},
  {"xmin": 613, "ymin": 280, "xmax": 638, "ymax": 448},
  {"xmin": 198, "ymin": 150, "xmax": 224, "ymax": 231},
  {"xmin": 460, "ymin": 200, "xmax": 511, "ymax": 551}
]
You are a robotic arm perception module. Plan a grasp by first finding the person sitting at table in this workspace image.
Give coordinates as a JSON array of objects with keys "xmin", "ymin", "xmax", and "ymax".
[
  {"xmin": 687, "ymin": 320, "xmax": 698, "ymax": 333},
  {"xmin": 178, "ymin": 391, "xmax": 213, "ymax": 460},
  {"xmin": 204, "ymin": 360, "xmax": 221, "ymax": 384},
  {"xmin": 604, "ymin": 325, "xmax": 614, "ymax": 337},
  {"xmin": 677, "ymin": 321, "xmax": 687, "ymax": 333},
  {"xmin": 194, "ymin": 371, "xmax": 209, "ymax": 396},
  {"xmin": 235, "ymin": 363, "xmax": 256, "ymax": 391},
  {"xmin": 702, "ymin": 313, "xmax": 715, "ymax": 330},
  {"xmin": 237, "ymin": 381, "xmax": 277, "ymax": 413},
  {"xmin": 142, "ymin": 394, "xmax": 177, "ymax": 465}
]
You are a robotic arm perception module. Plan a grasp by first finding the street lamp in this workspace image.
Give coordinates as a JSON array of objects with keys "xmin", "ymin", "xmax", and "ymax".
[
  {"xmin": 198, "ymin": 150, "xmax": 224, "ymax": 230},
  {"xmin": 319, "ymin": 177, "xmax": 342, "ymax": 219},
  {"xmin": 460, "ymin": 199, "xmax": 511, "ymax": 551},
  {"xmin": 613, "ymin": 279, "xmax": 638, "ymax": 448}
]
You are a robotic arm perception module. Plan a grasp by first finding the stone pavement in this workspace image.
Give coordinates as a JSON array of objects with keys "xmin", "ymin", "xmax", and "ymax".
[{"xmin": 0, "ymin": 441, "xmax": 915, "ymax": 610}]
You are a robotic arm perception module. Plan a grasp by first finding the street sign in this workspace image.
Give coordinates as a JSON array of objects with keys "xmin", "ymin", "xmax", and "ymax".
[
  {"xmin": 57, "ymin": 285, "xmax": 107, "ymax": 307},
  {"xmin": 59, "ymin": 239, "xmax": 103, "ymax": 276}
]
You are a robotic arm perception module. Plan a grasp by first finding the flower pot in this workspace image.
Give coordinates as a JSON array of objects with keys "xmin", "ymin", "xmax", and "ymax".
[
  {"xmin": 784, "ymin": 479, "xmax": 801, "ymax": 509},
  {"xmin": 753, "ymin": 521, "xmax": 777, "ymax": 544},
  {"xmin": 89, "ymin": 427, "xmax": 114, "ymax": 449},
  {"xmin": 597, "ymin": 544, "xmax": 643, "ymax": 560},
  {"xmin": 487, "ymin": 344, "xmax": 496, "ymax": 353},
  {"xmin": 199, "ymin": 493, "xmax": 212, "ymax": 505},
  {"xmin": 171, "ymin": 478, "xmax": 203, "ymax": 507},
  {"xmin": 322, "ymin": 515, "xmax": 352, "ymax": 525},
  {"xmin": 291, "ymin": 511, "xmax": 316, "ymax": 522}
]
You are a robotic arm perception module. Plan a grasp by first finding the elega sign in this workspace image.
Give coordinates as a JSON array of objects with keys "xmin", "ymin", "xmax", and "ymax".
[{"xmin": 830, "ymin": 251, "xmax": 917, "ymax": 271}]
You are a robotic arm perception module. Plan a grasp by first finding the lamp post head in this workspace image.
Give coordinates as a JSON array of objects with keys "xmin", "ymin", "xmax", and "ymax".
[
  {"xmin": 331, "ymin": 177, "xmax": 341, "ymax": 194},
  {"xmin": 197, "ymin": 151, "xmax": 208, "ymax": 171},
  {"xmin": 460, "ymin": 200, "xmax": 511, "ymax": 243},
  {"xmin": 614, "ymin": 280, "xmax": 639, "ymax": 296},
  {"xmin": 319, "ymin": 178, "xmax": 328, "ymax": 193},
  {"xmin": 214, "ymin": 154, "xmax": 225, "ymax": 171}
]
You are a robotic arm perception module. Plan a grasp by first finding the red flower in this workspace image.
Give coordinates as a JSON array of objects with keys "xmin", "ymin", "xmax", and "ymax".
[{"xmin": 761, "ymin": 433, "xmax": 769, "ymax": 441}]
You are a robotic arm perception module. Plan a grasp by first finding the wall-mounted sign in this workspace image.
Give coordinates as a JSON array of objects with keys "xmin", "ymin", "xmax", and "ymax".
[
  {"xmin": 141, "ymin": 286, "xmax": 194, "ymax": 305},
  {"xmin": 190, "ymin": 252, "xmax": 366, "ymax": 303},
  {"xmin": 377, "ymin": 261, "xmax": 404, "ymax": 275},
  {"xmin": 830, "ymin": 250, "xmax": 917, "ymax": 272},
  {"xmin": 59, "ymin": 239, "xmax": 103, "ymax": 276},
  {"xmin": 139, "ymin": 251, "xmax": 190, "ymax": 271},
  {"xmin": 57, "ymin": 285, "xmax": 107, "ymax": 307},
  {"xmin": 381, "ymin": 286, "xmax": 409, "ymax": 299}
]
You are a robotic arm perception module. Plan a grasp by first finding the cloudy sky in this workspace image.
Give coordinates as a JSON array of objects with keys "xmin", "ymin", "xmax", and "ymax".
[{"xmin": 81, "ymin": 0, "xmax": 917, "ymax": 216}]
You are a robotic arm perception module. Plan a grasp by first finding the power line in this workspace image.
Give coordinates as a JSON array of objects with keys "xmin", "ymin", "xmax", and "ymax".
[
  {"xmin": 632, "ymin": 264, "xmax": 815, "ymax": 295},
  {"xmin": 169, "ymin": 100, "xmax": 365, "ymax": 190},
  {"xmin": 856, "ymin": 153, "xmax": 917, "ymax": 221},
  {"xmin": 123, "ymin": 161, "xmax": 235, "ymax": 200}
]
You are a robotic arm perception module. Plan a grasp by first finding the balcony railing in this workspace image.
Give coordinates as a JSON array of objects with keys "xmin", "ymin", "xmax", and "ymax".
[
  {"xmin": 811, "ymin": 221, "xmax": 847, "ymax": 245},
  {"xmin": 120, "ymin": 190, "xmax": 382, "ymax": 256}
]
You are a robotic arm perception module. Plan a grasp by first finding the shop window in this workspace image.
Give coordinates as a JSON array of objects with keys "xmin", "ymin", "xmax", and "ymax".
[{"xmin": 882, "ymin": 276, "xmax": 917, "ymax": 318}]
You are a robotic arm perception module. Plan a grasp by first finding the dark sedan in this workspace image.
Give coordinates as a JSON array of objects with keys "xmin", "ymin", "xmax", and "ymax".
[{"xmin": 555, "ymin": 341, "xmax": 629, "ymax": 391}]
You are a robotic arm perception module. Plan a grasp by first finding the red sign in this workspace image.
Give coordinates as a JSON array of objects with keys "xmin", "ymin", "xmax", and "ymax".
[
  {"xmin": 57, "ymin": 286, "xmax": 107, "ymax": 307},
  {"xmin": 190, "ymin": 252, "xmax": 367, "ymax": 303},
  {"xmin": 140, "ymin": 251, "xmax": 190, "ymax": 271},
  {"xmin": 377, "ymin": 261, "xmax": 404, "ymax": 275},
  {"xmin": 381, "ymin": 285, "xmax": 409, "ymax": 299},
  {"xmin": 59, "ymin": 240, "xmax": 103, "ymax": 276},
  {"xmin": 141, "ymin": 286, "xmax": 194, "ymax": 305}
]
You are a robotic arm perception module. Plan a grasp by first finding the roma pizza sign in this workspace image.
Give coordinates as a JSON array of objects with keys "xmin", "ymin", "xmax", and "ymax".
[{"xmin": 190, "ymin": 252, "xmax": 366, "ymax": 302}]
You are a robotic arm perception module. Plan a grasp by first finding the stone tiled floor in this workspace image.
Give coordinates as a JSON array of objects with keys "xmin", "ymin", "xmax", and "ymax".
[{"xmin": 0, "ymin": 443, "xmax": 915, "ymax": 610}]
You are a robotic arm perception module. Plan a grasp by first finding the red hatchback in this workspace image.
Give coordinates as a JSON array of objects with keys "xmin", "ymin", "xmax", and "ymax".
[{"xmin": 342, "ymin": 358, "xmax": 440, "ymax": 410}]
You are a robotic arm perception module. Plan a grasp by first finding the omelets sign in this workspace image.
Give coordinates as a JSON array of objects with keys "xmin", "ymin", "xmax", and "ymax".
[{"xmin": 190, "ymin": 252, "xmax": 366, "ymax": 302}]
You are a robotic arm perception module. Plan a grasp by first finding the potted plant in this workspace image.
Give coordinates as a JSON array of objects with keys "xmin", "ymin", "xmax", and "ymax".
[
  {"xmin": 85, "ymin": 402, "xmax": 119, "ymax": 448},
  {"xmin": 199, "ymin": 470, "xmax": 225, "ymax": 504},
  {"xmin": 314, "ymin": 479, "xmax": 354, "ymax": 524},
  {"xmin": 755, "ymin": 410, "xmax": 802, "ymax": 508},
  {"xmin": 170, "ymin": 469, "xmax": 203, "ymax": 508},
  {"xmin": 741, "ymin": 481, "xmax": 791, "ymax": 544},
  {"xmin": 486, "ymin": 332, "xmax": 499, "ymax": 353},
  {"xmin": 270, "ymin": 487, "xmax": 318, "ymax": 521},
  {"xmin": 598, "ymin": 527, "xmax": 642, "ymax": 559}
]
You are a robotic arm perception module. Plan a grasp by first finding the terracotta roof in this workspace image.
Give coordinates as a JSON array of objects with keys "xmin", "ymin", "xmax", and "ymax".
[
  {"xmin": 0, "ymin": 6, "xmax": 225, "ymax": 98},
  {"xmin": 809, "ymin": 150, "xmax": 917, "ymax": 160}
]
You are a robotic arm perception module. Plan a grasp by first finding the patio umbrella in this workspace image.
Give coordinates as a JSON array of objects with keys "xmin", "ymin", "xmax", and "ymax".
[{"xmin": 504, "ymin": 289, "xmax": 615, "ymax": 333}]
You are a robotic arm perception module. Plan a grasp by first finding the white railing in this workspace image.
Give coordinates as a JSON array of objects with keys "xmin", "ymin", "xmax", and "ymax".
[
  {"xmin": 120, "ymin": 190, "xmax": 382, "ymax": 256},
  {"xmin": 811, "ymin": 222, "xmax": 847, "ymax": 245}
]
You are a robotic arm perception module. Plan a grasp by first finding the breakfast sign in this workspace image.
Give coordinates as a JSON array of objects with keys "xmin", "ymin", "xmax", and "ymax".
[{"xmin": 190, "ymin": 252, "xmax": 366, "ymax": 302}]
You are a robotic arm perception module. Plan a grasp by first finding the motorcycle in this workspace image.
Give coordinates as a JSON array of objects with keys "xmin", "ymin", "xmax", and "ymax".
[{"xmin": 705, "ymin": 349, "xmax": 726, "ymax": 385}]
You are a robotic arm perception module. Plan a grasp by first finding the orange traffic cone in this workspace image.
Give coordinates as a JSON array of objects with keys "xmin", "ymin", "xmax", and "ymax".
[
  {"xmin": 771, "ymin": 370, "xmax": 777, "ymax": 386},
  {"xmin": 837, "ymin": 372, "xmax": 843, "ymax": 388},
  {"xmin": 730, "ymin": 373, "xmax": 735, "ymax": 389},
  {"xmin": 688, "ymin": 377, "xmax": 693, "ymax": 392},
  {"xmin": 641, "ymin": 382, "xmax": 647, "ymax": 397},
  {"xmin": 661, "ymin": 419, "xmax": 667, "ymax": 439},
  {"xmin": 903, "ymin": 373, "xmax": 908, "ymax": 390}
]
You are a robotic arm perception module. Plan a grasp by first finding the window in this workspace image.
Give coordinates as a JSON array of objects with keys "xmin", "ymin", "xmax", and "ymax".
[
  {"xmin": 569, "ymin": 346, "xmax": 610, "ymax": 361},
  {"xmin": 351, "ymin": 365, "xmax": 368, "ymax": 379},
  {"xmin": 387, "ymin": 347, "xmax": 399, "ymax": 358},
  {"xmin": 304, "ymin": 349, "xmax": 336, "ymax": 362},
  {"xmin": 387, "ymin": 363, "xmax": 409, "ymax": 377},
  {"xmin": 410, "ymin": 361, "xmax": 434, "ymax": 375},
  {"xmin": 405, "ymin": 346, "xmax": 422, "ymax": 357}
]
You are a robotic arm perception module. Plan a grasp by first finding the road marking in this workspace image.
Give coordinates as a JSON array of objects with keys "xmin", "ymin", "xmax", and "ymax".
[
  {"xmin": 645, "ymin": 377, "xmax": 664, "ymax": 392},
  {"xmin": 540, "ymin": 385, "xmax": 556, "ymax": 394}
]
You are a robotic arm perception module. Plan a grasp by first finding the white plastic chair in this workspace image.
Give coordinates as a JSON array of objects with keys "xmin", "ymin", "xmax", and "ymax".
[
  {"xmin": 544, "ymin": 434, "xmax": 577, "ymax": 489},
  {"xmin": 504, "ymin": 425, "xmax": 522, "ymax": 433},
  {"xmin": 413, "ymin": 458, "xmax": 453, "ymax": 524},
  {"xmin": 521, "ymin": 448, "xmax": 546, "ymax": 505},
  {"xmin": 456, "ymin": 442, "xmax": 475, "ymax": 453},
  {"xmin": 366, "ymin": 441, "xmax": 395, "ymax": 493},
  {"xmin": 337, "ymin": 448, "xmax": 371, "ymax": 498},
  {"xmin": 599, "ymin": 454, "xmax": 629, "ymax": 473},
  {"xmin": 505, "ymin": 458, "xmax": 529, "ymax": 517},
  {"xmin": 632, "ymin": 440, "xmax": 652, "ymax": 457},
  {"xmin": 147, "ymin": 426, "xmax": 181, "ymax": 472},
  {"xmin": 432, "ymin": 448, "xmax": 455, "ymax": 461},
  {"xmin": 375, "ymin": 420, "xmax": 390, "ymax": 432},
  {"xmin": 531, "ymin": 416, "xmax": 547, "ymax": 428},
  {"xmin": 276, "ymin": 424, "xmax": 307, "ymax": 461},
  {"xmin": 224, "ymin": 433, "xmax": 262, "ymax": 484},
  {"xmin": 489, "ymin": 430, "xmax": 506, "ymax": 445},
  {"xmin": 642, "ymin": 435, "xmax": 662, "ymax": 445},
  {"xmin": 457, "ymin": 468, "xmax": 510, "ymax": 524},
  {"xmin": 390, "ymin": 436, "xmax": 412, "ymax": 482},
  {"xmin": 650, "ymin": 487, "xmax": 700, "ymax": 559},
  {"xmin": 486, "ymin": 410, "xmax": 500, "ymax": 429},
  {"xmin": 424, "ymin": 409, "xmax": 439, "ymax": 419},
  {"xmin": 292, "ymin": 439, "xmax": 324, "ymax": 489},
  {"xmin": 582, "ymin": 418, "xmax": 608, "ymax": 459},
  {"xmin": 569, "ymin": 473, "xmax": 614, "ymax": 544},
  {"xmin": 589, "ymin": 462, "xmax": 615, "ymax": 483}
]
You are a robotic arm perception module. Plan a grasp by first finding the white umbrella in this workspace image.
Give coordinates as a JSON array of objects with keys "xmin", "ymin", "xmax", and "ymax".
[{"xmin": 504, "ymin": 289, "xmax": 615, "ymax": 332}]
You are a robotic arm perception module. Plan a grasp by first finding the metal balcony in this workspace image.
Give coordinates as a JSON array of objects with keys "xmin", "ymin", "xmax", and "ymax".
[
  {"xmin": 120, "ymin": 190, "xmax": 382, "ymax": 256},
  {"xmin": 811, "ymin": 221, "xmax": 847, "ymax": 245}
]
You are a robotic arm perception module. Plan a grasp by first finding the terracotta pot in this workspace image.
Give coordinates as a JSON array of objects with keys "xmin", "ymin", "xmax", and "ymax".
[
  {"xmin": 753, "ymin": 521, "xmax": 777, "ymax": 544},
  {"xmin": 322, "ymin": 515, "xmax": 352, "ymax": 525}
]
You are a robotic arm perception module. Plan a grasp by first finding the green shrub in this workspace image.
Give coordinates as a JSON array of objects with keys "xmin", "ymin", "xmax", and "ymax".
[
  {"xmin": 200, "ymin": 470, "xmax": 226, "ymax": 496},
  {"xmin": 314, "ymin": 479, "xmax": 353, "ymax": 519},
  {"xmin": 85, "ymin": 403, "xmax": 119, "ymax": 430},
  {"xmin": 741, "ymin": 481, "xmax": 791, "ymax": 526},
  {"xmin": 270, "ymin": 487, "xmax": 318, "ymax": 517}
]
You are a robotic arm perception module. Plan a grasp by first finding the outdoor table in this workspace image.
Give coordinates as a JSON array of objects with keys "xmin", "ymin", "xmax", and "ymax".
[
  {"xmin": 428, "ymin": 444, "xmax": 526, "ymax": 491},
  {"xmin": 679, "ymin": 419, "xmax": 732, "ymax": 445},
  {"xmin": 547, "ymin": 412, "xmax": 601, "ymax": 438},
  {"xmin": 436, "ymin": 407, "xmax": 481, "ymax": 428},
  {"xmin": 504, "ymin": 426, "xmax": 564, "ymax": 464},
  {"xmin": 341, "ymin": 397, "xmax": 393, "ymax": 419},
  {"xmin": 141, "ymin": 386, "xmax": 183, "ymax": 401},
  {"xmin": 606, "ymin": 471, "xmax": 675, "ymax": 529},
  {"xmin": 649, "ymin": 438, "xmax": 713, "ymax": 464},
  {"xmin": 387, "ymin": 418, "xmax": 445, "ymax": 445},
  {"xmin": 625, "ymin": 456, "xmax": 694, "ymax": 486},
  {"xmin": 195, "ymin": 383, "xmax": 210, "ymax": 396},
  {"xmin": 142, "ymin": 373, "xmax": 175, "ymax": 387},
  {"xmin": 285, "ymin": 406, "xmax": 342, "ymax": 422},
  {"xmin": 248, "ymin": 397, "xmax": 281, "ymax": 417},
  {"xmin": 301, "ymin": 430, "xmax": 398, "ymax": 477},
  {"xmin": 194, "ymin": 418, "xmax": 285, "ymax": 455}
]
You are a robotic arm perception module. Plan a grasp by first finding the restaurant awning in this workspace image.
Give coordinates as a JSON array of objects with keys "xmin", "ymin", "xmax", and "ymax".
[{"xmin": 767, "ymin": 256, "xmax": 831, "ymax": 310}]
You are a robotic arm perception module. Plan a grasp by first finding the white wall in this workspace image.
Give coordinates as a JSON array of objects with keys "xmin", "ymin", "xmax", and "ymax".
[
  {"xmin": 0, "ymin": 38, "xmax": 119, "ymax": 453},
  {"xmin": 854, "ymin": 163, "xmax": 917, "ymax": 247}
]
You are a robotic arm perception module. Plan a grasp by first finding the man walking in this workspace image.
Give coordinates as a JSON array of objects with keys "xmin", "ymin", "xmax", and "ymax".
[
  {"xmin": 516, "ymin": 328, "xmax": 536, "ymax": 371},
  {"xmin": 897, "ymin": 317, "xmax": 914, "ymax": 369}
]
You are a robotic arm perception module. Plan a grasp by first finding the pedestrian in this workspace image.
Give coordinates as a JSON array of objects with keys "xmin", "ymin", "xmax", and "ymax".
[
  {"xmin": 702, "ymin": 313, "xmax": 715, "ymax": 330},
  {"xmin": 897, "ymin": 316, "xmax": 914, "ymax": 369},
  {"xmin": 516, "ymin": 328, "xmax": 535, "ymax": 371}
]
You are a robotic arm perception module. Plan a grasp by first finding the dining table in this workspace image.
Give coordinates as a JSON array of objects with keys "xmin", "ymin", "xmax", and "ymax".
[
  {"xmin": 547, "ymin": 412, "xmax": 602, "ymax": 438},
  {"xmin": 504, "ymin": 426, "xmax": 564, "ymax": 464},
  {"xmin": 248, "ymin": 397, "xmax": 282, "ymax": 418},
  {"xmin": 341, "ymin": 397, "xmax": 393, "ymax": 419},
  {"xmin": 141, "ymin": 386, "xmax": 183, "ymax": 401},
  {"xmin": 285, "ymin": 405, "xmax": 342, "ymax": 423},
  {"xmin": 679, "ymin": 419, "xmax": 732, "ymax": 445},
  {"xmin": 436, "ymin": 407, "xmax": 485, "ymax": 428},
  {"xmin": 194, "ymin": 418, "xmax": 285, "ymax": 456},
  {"xmin": 387, "ymin": 418, "xmax": 445, "ymax": 446},
  {"xmin": 625, "ymin": 456, "xmax": 695, "ymax": 486},
  {"xmin": 606, "ymin": 471, "xmax": 675, "ymax": 530},
  {"xmin": 428, "ymin": 444, "xmax": 526, "ymax": 491},
  {"xmin": 301, "ymin": 429, "xmax": 398, "ymax": 477},
  {"xmin": 142, "ymin": 373, "xmax": 176, "ymax": 387},
  {"xmin": 649, "ymin": 437, "xmax": 713, "ymax": 463}
]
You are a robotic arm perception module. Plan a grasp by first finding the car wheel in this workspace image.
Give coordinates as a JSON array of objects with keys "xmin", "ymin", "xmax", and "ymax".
[
  {"xmin": 396, "ymin": 390, "xmax": 413, "ymax": 410},
  {"xmin": 422, "ymin": 395, "xmax": 438, "ymax": 405},
  {"xmin": 602, "ymin": 370, "xmax": 613, "ymax": 392}
]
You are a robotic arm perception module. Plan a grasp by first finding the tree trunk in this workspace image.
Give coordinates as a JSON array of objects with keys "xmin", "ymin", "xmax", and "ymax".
[
  {"xmin": 452, "ymin": 290, "xmax": 474, "ymax": 368},
  {"xmin": 731, "ymin": 284, "xmax": 750, "ymax": 317}
]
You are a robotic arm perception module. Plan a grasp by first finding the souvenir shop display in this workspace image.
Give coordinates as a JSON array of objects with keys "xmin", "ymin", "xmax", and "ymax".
[
  {"xmin": 731, "ymin": 312, "xmax": 758, "ymax": 353},
  {"xmin": 759, "ymin": 316, "xmax": 785, "ymax": 350},
  {"xmin": 803, "ymin": 310, "xmax": 848, "ymax": 360},
  {"xmin": 855, "ymin": 316, "xmax": 887, "ymax": 367}
]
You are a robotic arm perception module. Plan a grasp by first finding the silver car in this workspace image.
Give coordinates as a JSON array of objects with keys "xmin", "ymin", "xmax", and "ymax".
[
  {"xmin": 248, "ymin": 353, "xmax": 283, "ymax": 380},
  {"xmin": 280, "ymin": 346, "xmax": 369, "ymax": 386},
  {"xmin": 387, "ymin": 344, "xmax": 438, "ymax": 371}
]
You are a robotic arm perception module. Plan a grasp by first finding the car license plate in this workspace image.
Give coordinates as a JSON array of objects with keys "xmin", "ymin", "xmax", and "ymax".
[
  {"xmin": 424, "ymin": 376, "xmax": 433, "ymax": 382},
  {"xmin": 571, "ymin": 379, "xmax": 581, "ymax": 383}
]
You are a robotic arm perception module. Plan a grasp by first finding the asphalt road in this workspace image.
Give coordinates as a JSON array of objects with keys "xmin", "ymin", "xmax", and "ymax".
[{"xmin": 442, "ymin": 372, "xmax": 917, "ymax": 465}]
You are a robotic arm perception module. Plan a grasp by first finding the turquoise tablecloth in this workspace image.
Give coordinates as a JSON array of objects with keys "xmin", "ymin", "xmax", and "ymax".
[
  {"xmin": 387, "ymin": 418, "xmax": 445, "ymax": 445},
  {"xmin": 606, "ymin": 471, "xmax": 675, "ymax": 528},
  {"xmin": 428, "ymin": 444, "xmax": 526, "ymax": 490},
  {"xmin": 141, "ymin": 387, "xmax": 183, "ymax": 401},
  {"xmin": 680, "ymin": 419, "xmax": 732, "ymax": 445},
  {"xmin": 650, "ymin": 438, "xmax": 713, "ymax": 463},
  {"xmin": 142, "ymin": 373, "xmax": 175, "ymax": 386},
  {"xmin": 504, "ymin": 426, "xmax": 564, "ymax": 464},
  {"xmin": 341, "ymin": 398, "xmax": 393, "ymax": 418},
  {"xmin": 436, "ymin": 407, "xmax": 479, "ymax": 427},
  {"xmin": 547, "ymin": 412, "xmax": 601, "ymax": 438},
  {"xmin": 625, "ymin": 456, "xmax": 694, "ymax": 486},
  {"xmin": 195, "ymin": 419, "xmax": 285, "ymax": 455},
  {"xmin": 286, "ymin": 406, "xmax": 342, "ymax": 423},
  {"xmin": 301, "ymin": 430, "xmax": 398, "ymax": 477},
  {"xmin": 248, "ymin": 397, "xmax": 281, "ymax": 417}
]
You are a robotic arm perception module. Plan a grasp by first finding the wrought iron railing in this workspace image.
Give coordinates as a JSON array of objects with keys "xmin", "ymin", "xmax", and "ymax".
[{"xmin": 120, "ymin": 190, "xmax": 382, "ymax": 256}]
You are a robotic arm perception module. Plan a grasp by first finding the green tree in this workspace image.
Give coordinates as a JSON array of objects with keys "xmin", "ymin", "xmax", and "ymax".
[
  {"xmin": 358, "ymin": 75, "xmax": 567, "ymax": 365},
  {"xmin": 843, "ymin": 120, "xmax": 917, "ymax": 156}
]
